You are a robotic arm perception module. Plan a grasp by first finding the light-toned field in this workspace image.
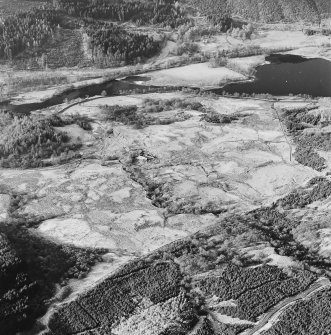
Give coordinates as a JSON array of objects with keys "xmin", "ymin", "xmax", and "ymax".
[
  {"xmin": 0, "ymin": 93, "xmax": 321, "ymax": 260},
  {"xmin": 0, "ymin": 194, "xmax": 10, "ymax": 222},
  {"xmin": 0, "ymin": 161, "xmax": 195, "ymax": 253},
  {"xmin": 198, "ymin": 29, "xmax": 331, "ymax": 54},
  {"xmin": 146, "ymin": 28, "xmax": 331, "ymax": 88},
  {"xmin": 146, "ymin": 62, "xmax": 246, "ymax": 87}
]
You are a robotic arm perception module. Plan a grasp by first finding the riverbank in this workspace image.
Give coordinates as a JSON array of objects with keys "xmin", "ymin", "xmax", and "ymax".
[{"xmin": 2, "ymin": 23, "xmax": 330, "ymax": 105}]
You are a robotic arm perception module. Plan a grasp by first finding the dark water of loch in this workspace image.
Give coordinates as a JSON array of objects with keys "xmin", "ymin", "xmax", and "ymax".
[
  {"xmin": 215, "ymin": 54, "xmax": 331, "ymax": 97},
  {"xmin": 1, "ymin": 54, "xmax": 330, "ymax": 114}
]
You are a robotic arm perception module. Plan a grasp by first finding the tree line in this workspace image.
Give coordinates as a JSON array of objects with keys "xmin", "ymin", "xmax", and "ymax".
[
  {"xmin": 0, "ymin": 9, "xmax": 59, "ymax": 59},
  {"xmin": 85, "ymin": 22, "xmax": 160, "ymax": 65},
  {"xmin": 189, "ymin": 0, "xmax": 322, "ymax": 24},
  {"xmin": 55, "ymin": 0, "xmax": 189, "ymax": 28},
  {"xmin": 263, "ymin": 289, "xmax": 331, "ymax": 335},
  {"xmin": 0, "ymin": 113, "xmax": 81, "ymax": 168}
]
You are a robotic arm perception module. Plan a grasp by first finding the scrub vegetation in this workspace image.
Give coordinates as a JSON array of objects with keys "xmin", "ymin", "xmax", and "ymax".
[
  {"xmin": 280, "ymin": 107, "xmax": 331, "ymax": 171},
  {"xmin": 100, "ymin": 98, "xmax": 204, "ymax": 128},
  {"xmin": 276, "ymin": 177, "xmax": 331, "ymax": 209},
  {"xmin": 0, "ymin": 112, "xmax": 82, "ymax": 168}
]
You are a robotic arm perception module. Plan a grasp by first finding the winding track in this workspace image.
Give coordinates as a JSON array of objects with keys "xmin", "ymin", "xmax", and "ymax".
[
  {"xmin": 242, "ymin": 277, "xmax": 331, "ymax": 335},
  {"xmin": 270, "ymin": 102, "xmax": 293, "ymax": 161}
]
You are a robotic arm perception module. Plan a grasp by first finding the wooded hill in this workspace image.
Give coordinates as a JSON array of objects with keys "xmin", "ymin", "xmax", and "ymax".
[{"xmin": 190, "ymin": 0, "xmax": 330, "ymax": 23}]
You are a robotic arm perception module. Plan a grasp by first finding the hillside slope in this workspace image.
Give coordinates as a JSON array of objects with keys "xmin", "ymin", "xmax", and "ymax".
[
  {"xmin": 314, "ymin": 0, "xmax": 331, "ymax": 14},
  {"xmin": 0, "ymin": 233, "xmax": 37, "ymax": 334},
  {"xmin": 192, "ymin": 0, "xmax": 326, "ymax": 23}
]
